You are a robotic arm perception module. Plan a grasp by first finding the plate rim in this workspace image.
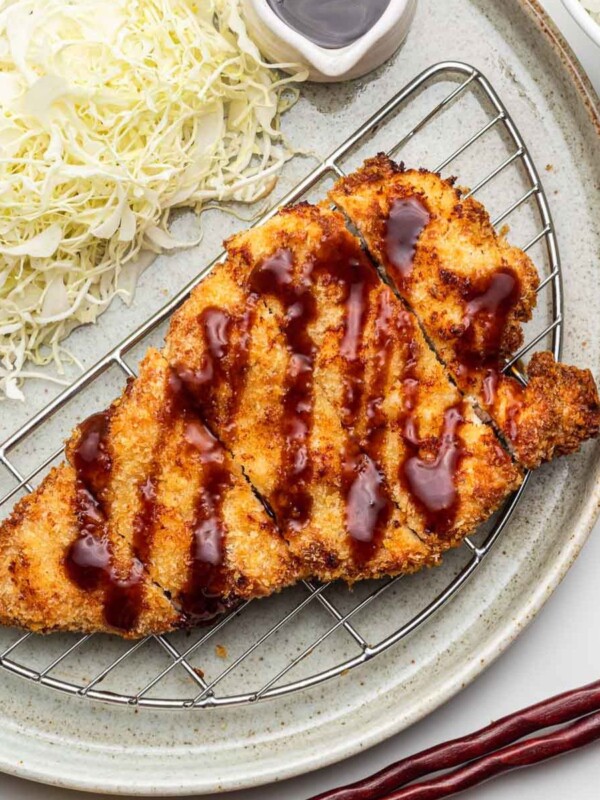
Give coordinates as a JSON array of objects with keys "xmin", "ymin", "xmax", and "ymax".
[{"xmin": 0, "ymin": 0, "xmax": 599, "ymax": 794}]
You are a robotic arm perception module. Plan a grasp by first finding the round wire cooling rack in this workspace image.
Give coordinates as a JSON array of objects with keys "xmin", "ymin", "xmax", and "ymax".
[{"xmin": 0, "ymin": 62, "xmax": 563, "ymax": 709}]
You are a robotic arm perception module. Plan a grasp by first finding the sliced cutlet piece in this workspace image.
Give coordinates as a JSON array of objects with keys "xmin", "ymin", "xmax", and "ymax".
[
  {"xmin": 329, "ymin": 156, "xmax": 539, "ymax": 361},
  {"xmin": 0, "ymin": 348, "xmax": 297, "ymax": 637},
  {"xmin": 0, "ymin": 412, "xmax": 179, "ymax": 636},
  {"xmin": 103, "ymin": 348, "xmax": 298, "ymax": 625},
  {"xmin": 0, "ymin": 462, "xmax": 179, "ymax": 636},
  {"xmin": 329, "ymin": 155, "xmax": 600, "ymax": 468},
  {"xmin": 224, "ymin": 203, "xmax": 522, "ymax": 551},
  {"xmin": 490, "ymin": 352, "xmax": 600, "ymax": 468},
  {"xmin": 165, "ymin": 253, "xmax": 434, "ymax": 582}
]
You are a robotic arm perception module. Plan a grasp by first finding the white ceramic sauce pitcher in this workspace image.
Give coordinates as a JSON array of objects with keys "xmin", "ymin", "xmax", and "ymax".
[{"xmin": 242, "ymin": 0, "xmax": 418, "ymax": 82}]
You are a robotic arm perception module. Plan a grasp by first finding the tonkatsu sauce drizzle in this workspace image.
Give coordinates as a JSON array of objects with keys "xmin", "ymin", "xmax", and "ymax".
[
  {"xmin": 181, "ymin": 419, "xmax": 233, "ymax": 623},
  {"xmin": 72, "ymin": 411, "xmax": 112, "ymax": 496},
  {"xmin": 177, "ymin": 304, "xmax": 255, "ymax": 431},
  {"xmin": 403, "ymin": 405, "xmax": 465, "ymax": 534},
  {"xmin": 249, "ymin": 249, "xmax": 315, "ymax": 533},
  {"xmin": 340, "ymin": 278, "xmax": 370, "ymax": 422},
  {"xmin": 168, "ymin": 373, "xmax": 235, "ymax": 623},
  {"xmin": 280, "ymin": 233, "xmax": 392, "ymax": 560},
  {"xmin": 483, "ymin": 369, "xmax": 500, "ymax": 406},
  {"xmin": 343, "ymin": 448, "xmax": 391, "ymax": 560},
  {"xmin": 459, "ymin": 268, "xmax": 520, "ymax": 361},
  {"xmin": 343, "ymin": 286, "xmax": 396, "ymax": 562},
  {"xmin": 67, "ymin": 410, "xmax": 144, "ymax": 631},
  {"xmin": 384, "ymin": 197, "xmax": 430, "ymax": 282},
  {"xmin": 393, "ymin": 315, "xmax": 465, "ymax": 535},
  {"xmin": 364, "ymin": 289, "xmax": 396, "ymax": 433},
  {"xmin": 453, "ymin": 267, "xmax": 524, "ymax": 442}
]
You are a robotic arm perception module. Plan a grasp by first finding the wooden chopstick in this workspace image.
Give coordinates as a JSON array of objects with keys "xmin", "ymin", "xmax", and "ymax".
[
  {"xmin": 309, "ymin": 679, "xmax": 600, "ymax": 800},
  {"xmin": 381, "ymin": 710, "xmax": 600, "ymax": 799}
]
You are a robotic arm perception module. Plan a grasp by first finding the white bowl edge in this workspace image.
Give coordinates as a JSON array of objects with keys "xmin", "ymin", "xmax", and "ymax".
[{"xmin": 561, "ymin": 0, "xmax": 600, "ymax": 47}]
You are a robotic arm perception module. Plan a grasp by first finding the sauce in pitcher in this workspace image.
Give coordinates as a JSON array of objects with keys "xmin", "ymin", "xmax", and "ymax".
[{"xmin": 266, "ymin": 0, "xmax": 391, "ymax": 49}]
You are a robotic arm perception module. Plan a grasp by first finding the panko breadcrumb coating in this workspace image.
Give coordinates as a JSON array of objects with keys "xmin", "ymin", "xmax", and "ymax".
[
  {"xmin": 330, "ymin": 155, "xmax": 600, "ymax": 467},
  {"xmin": 0, "ymin": 159, "xmax": 597, "ymax": 637}
]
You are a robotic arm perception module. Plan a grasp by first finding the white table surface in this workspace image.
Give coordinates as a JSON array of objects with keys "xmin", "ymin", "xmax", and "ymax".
[{"xmin": 1, "ymin": 1, "xmax": 599, "ymax": 798}]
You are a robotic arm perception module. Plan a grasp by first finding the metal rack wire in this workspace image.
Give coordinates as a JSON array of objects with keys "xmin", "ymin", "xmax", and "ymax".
[{"xmin": 0, "ymin": 62, "xmax": 562, "ymax": 709}]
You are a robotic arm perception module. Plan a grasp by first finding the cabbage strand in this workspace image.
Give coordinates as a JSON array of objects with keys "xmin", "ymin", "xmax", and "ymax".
[{"xmin": 0, "ymin": 0, "xmax": 305, "ymax": 400}]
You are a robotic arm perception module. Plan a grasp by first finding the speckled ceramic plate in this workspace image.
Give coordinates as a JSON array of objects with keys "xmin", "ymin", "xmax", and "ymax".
[{"xmin": 0, "ymin": 0, "xmax": 598, "ymax": 794}]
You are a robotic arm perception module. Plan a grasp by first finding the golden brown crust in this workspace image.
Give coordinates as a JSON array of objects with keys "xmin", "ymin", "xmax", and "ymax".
[
  {"xmin": 1, "ymin": 159, "xmax": 597, "ymax": 639},
  {"xmin": 0, "ymin": 349, "xmax": 298, "ymax": 636},
  {"xmin": 108, "ymin": 349, "xmax": 298, "ymax": 607},
  {"xmin": 223, "ymin": 204, "xmax": 521, "ymax": 553},
  {"xmin": 165, "ymin": 249, "xmax": 435, "ymax": 583},
  {"xmin": 329, "ymin": 154, "xmax": 539, "ymax": 361},
  {"xmin": 494, "ymin": 353, "xmax": 600, "ymax": 468},
  {"xmin": 0, "ymin": 464, "xmax": 180, "ymax": 637},
  {"xmin": 329, "ymin": 155, "xmax": 599, "ymax": 467}
]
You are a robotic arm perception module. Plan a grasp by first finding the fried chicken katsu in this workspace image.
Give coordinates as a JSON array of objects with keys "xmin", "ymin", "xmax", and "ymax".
[
  {"xmin": 0, "ymin": 350, "xmax": 296, "ymax": 635},
  {"xmin": 221, "ymin": 204, "xmax": 521, "ymax": 550},
  {"xmin": 330, "ymin": 155, "xmax": 600, "ymax": 468},
  {"xmin": 0, "ymin": 157, "xmax": 598, "ymax": 638},
  {"xmin": 165, "ymin": 252, "xmax": 436, "ymax": 582}
]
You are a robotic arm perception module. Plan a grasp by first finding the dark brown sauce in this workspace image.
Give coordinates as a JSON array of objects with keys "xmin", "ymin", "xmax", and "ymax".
[
  {"xmin": 340, "ymin": 279, "xmax": 370, "ymax": 423},
  {"xmin": 248, "ymin": 249, "xmax": 315, "ymax": 534},
  {"xmin": 336, "ymin": 246, "xmax": 379, "ymax": 426},
  {"xmin": 103, "ymin": 562, "xmax": 145, "ymax": 632},
  {"xmin": 343, "ymin": 447, "xmax": 391, "ymax": 562},
  {"xmin": 503, "ymin": 384, "xmax": 525, "ymax": 443},
  {"xmin": 168, "ymin": 374, "xmax": 235, "ymax": 623},
  {"xmin": 266, "ymin": 0, "xmax": 391, "ymax": 49},
  {"xmin": 451, "ymin": 268, "xmax": 521, "ymax": 406},
  {"xmin": 72, "ymin": 412, "xmax": 112, "ymax": 500},
  {"xmin": 343, "ymin": 287, "xmax": 396, "ymax": 561},
  {"xmin": 391, "ymin": 315, "xmax": 465, "ymax": 535},
  {"xmin": 397, "ymin": 318, "xmax": 422, "ymax": 448},
  {"xmin": 67, "ymin": 410, "xmax": 145, "ymax": 631},
  {"xmin": 459, "ymin": 269, "xmax": 520, "ymax": 359},
  {"xmin": 249, "ymin": 238, "xmax": 396, "ymax": 557},
  {"xmin": 453, "ymin": 268, "xmax": 523, "ymax": 445},
  {"xmin": 180, "ymin": 417, "xmax": 234, "ymax": 622},
  {"xmin": 171, "ymin": 302, "xmax": 258, "ymax": 619},
  {"xmin": 506, "ymin": 403, "xmax": 521, "ymax": 442},
  {"xmin": 384, "ymin": 197, "xmax": 430, "ymax": 283},
  {"xmin": 454, "ymin": 357, "xmax": 501, "ymax": 408},
  {"xmin": 364, "ymin": 290, "xmax": 395, "ymax": 433},
  {"xmin": 483, "ymin": 368, "xmax": 500, "ymax": 407},
  {"xmin": 454, "ymin": 359, "xmax": 525, "ymax": 447},
  {"xmin": 403, "ymin": 405, "xmax": 465, "ymax": 534},
  {"xmin": 177, "ymin": 305, "xmax": 255, "ymax": 431},
  {"xmin": 66, "ymin": 488, "xmax": 110, "ymax": 592},
  {"xmin": 204, "ymin": 307, "xmax": 231, "ymax": 360},
  {"xmin": 322, "ymin": 238, "xmax": 393, "ymax": 556},
  {"xmin": 67, "ymin": 366, "xmax": 239, "ymax": 630}
]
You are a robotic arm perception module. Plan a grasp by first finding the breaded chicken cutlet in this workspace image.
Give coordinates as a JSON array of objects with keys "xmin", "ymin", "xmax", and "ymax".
[
  {"xmin": 165, "ymin": 243, "xmax": 436, "ymax": 583},
  {"xmin": 0, "ymin": 159, "xmax": 598, "ymax": 638},
  {"xmin": 0, "ymin": 350, "xmax": 296, "ymax": 636},
  {"xmin": 330, "ymin": 155, "xmax": 600, "ymax": 468},
  {"xmin": 214, "ymin": 205, "xmax": 522, "ymax": 551}
]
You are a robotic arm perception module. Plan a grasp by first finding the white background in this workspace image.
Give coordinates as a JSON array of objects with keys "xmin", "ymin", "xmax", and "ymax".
[{"xmin": 1, "ymin": 1, "xmax": 599, "ymax": 798}]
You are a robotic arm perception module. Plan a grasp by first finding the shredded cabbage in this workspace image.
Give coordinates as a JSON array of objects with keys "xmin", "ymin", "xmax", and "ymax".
[
  {"xmin": 581, "ymin": 0, "xmax": 600, "ymax": 24},
  {"xmin": 0, "ymin": 0, "xmax": 305, "ymax": 400}
]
